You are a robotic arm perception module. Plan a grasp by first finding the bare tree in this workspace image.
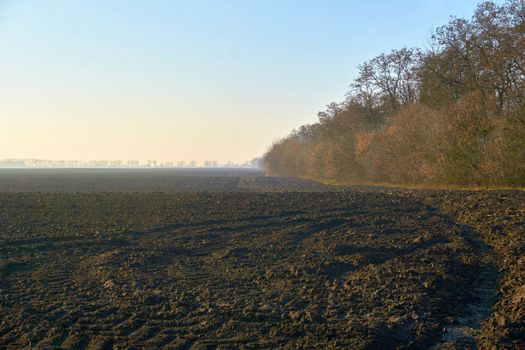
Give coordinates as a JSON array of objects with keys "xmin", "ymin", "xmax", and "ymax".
[{"xmin": 353, "ymin": 47, "xmax": 420, "ymax": 113}]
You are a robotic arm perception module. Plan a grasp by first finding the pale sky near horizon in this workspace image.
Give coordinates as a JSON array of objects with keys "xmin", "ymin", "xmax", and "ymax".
[{"xmin": 1, "ymin": 0, "xmax": 490, "ymax": 163}]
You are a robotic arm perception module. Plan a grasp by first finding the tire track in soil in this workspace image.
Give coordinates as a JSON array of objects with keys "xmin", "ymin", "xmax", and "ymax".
[{"xmin": 430, "ymin": 221, "xmax": 499, "ymax": 349}]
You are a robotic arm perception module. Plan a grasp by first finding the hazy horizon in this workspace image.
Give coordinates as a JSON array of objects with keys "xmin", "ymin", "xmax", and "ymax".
[
  {"xmin": 1, "ymin": 0, "xmax": 488, "ymax": 163},
  {"xmin": 0, "ymin": 157, "xmax": 260, "ymax": 168}
]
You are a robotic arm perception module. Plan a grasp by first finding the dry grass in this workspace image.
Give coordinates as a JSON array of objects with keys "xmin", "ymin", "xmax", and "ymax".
[{"xmin": 307, "ymin": 176, "xmax": 525, "ymax": 192}]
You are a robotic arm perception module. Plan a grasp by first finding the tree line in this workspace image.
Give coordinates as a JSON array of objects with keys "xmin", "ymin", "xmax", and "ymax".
[{"xmin": 264, "ymin": 0, "xmax": 525, "ymax": 186}]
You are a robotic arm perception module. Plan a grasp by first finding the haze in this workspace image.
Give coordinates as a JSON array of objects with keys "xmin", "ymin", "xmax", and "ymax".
[{"xmin": 0, "ymin": 0, "xmax": 485, "ymax": 163}]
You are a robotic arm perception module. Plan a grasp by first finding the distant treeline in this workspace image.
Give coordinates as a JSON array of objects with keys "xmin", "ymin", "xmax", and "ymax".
[
  {"xmin": 0, "ymin": 158, "xmax": 263, "ymax": 169},
  {"xmin": 264, "ymin": 0, "xmax": 525, "ymax": 187}
]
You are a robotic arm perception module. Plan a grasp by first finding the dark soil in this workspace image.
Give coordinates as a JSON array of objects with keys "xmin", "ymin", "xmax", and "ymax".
[
  {"xmin": 0, "ymin": 170, "xmax": 523, "ymax": 349},
  {"xmin": 416, "ymin": 190, "xmax": 525, "ymax": 349}
]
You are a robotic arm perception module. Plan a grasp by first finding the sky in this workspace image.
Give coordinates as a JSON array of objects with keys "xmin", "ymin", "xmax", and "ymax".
[{"xmin": 0, "ymin": 0, "xmax": 490, "ymax": 163}]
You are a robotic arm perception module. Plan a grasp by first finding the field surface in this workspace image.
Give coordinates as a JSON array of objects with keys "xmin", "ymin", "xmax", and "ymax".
[{"xmin": 0, "ymin": 169, "xmax": 523, "ymax": 349}]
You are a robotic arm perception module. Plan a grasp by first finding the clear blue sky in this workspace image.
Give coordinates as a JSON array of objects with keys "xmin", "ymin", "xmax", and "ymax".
[{"xmin": 0, "ymin": 0, "xmax": 489, "ymax": 163}]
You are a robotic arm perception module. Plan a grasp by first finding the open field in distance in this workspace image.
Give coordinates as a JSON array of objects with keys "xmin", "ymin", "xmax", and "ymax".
[{"xmin": 0, "ymin": 169, "xmax": 523, "ymax": 349}]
